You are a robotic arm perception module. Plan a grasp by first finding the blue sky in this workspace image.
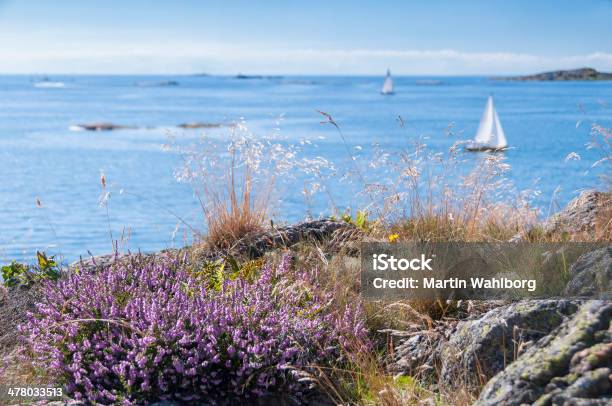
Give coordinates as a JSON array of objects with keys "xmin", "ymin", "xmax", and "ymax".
[{"xmin": 1, "ymin": 0, "xmax": 611, "ymax": 74}]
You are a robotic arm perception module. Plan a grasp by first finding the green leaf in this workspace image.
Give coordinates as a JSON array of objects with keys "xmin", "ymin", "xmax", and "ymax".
[{"xmin": 223, "ymin": 254, "xmax": 241, "ymax": 274}]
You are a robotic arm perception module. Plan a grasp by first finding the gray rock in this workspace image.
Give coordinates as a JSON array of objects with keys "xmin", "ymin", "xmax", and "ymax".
[
  {"xmin": 234, "ymin": 219, "xmax": 361, "ymax": 258},
  {"xmin": 565, "ymin": 247, "xmax": 612, "ymax": 297},
  {"xmin": 177, "ymin": 122, "xmax": 222, "ymax": 129},
  {"xmin": 391, "ymin": 300, "xmax": 580, "ymax": 388},
  {"xmin": 390, "ymin": 323, "xmax": 451, "ymax": 379},
  {"xmin": 509, "ymin": 190, "xmax": 611, "ymax": 242},
  {"xmin": 71, "ymin": 122, "xmax": 134, "ymax": 131},
  {"xmin": 438, "ymin": 300, "xmax": 580, "ymax": 387},
  {"xmin": 69, "ymin": 248, "xmax": 185, "ymax": 274},
  {"xmin": 475, "ymin": 300, "xmax": 612, "ymax": 406},
  {"xmin": 544, "ymin": 190, "xmax": 611, "ymax": 237},
  {"xmin": 0, "ymin": 283, "xmax": 42, "ymax": 356},
  {"xmin": 192, "ymin": 219, "xmax": 362, "ymax": 262}
]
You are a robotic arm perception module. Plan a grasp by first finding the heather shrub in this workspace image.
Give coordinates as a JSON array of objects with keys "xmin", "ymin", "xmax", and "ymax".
[{"xmin": 21, "ymin": 253, "xmax": 368, "ymax": 404}]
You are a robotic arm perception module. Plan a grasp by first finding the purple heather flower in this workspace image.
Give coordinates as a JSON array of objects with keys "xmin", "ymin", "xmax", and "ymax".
[{"xmin": 21, "ymin": 252, "xmax": 369, "ymax": 404}]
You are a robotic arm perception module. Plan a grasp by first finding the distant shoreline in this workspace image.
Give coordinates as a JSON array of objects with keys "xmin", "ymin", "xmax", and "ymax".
[
  {"xmin": 494, "ymin": 67, "xmax": 612, "ymax": 81},
  {"xmin": 0, "ymin": 70, "xmax": 611, "ymax": 79}
]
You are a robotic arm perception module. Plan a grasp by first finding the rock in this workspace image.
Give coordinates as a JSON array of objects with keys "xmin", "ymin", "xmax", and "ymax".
[
  {"xmin": 177, "ymin": 122, "xmax": 222, "ymax": 129},
  {"xmin": 570, "ymin": 342, "xmax": 612, "ymax": 374},
  {"xmin": 70, "ymin": 122, "xmax": 134, "ymax": 131},
  {"xmin": 236, "ymin": 74, "xmax": 264, "ymax": 79},
  {"xmin": 509, "ymin": 190, "xmax": 611, "ymax": 242},
  {"xmin": 235, "ymin": 74, "xmax": 283, "ymax": 80},
  {"xmin": 235, "ymin": 219, "xmax": 362, "ymax": 259},
  {"xmin": 390, "ymin": 323, "xmax": 451, "ymax": 379},
  {"xmin": 544, "ymin": 190, "xmax": 611, "ymax": 238},
  {"xmin": 135, "ymin": 80, "xmax": 179, "ymax": 87},
  {"xmin": 0, "ymin": 284, "xmax": 42, "ymax": 356},
  {"xmin": 565, "ymin": 247, "xmax": 612, "ymax": 297},
  {"xmin": 439, "ymin": 300, "xmax": 581, "ymax": 387},
  {"xmin": 475, "ymin": 300, "xmax": 612, "ymax": 405},
  {"xmin": 69, "ymin": 248, "xmax": 185, "ymax": 274},
  {"xmin": 391, "ymin": 300, "xmax": 580, "ymax": 388},
  {"xmin": 498, "ymin": 67, "xmax": 612, "ymax": 81},
  {"xmin": 193, "ymin": 219, "xmax": 362, "ymax": 262}
]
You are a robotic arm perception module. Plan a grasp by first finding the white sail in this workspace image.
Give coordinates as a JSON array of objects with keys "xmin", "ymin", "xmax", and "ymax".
[
  {"xmin": 381, "ymin": 69, "xmax": 393, "ymax": 94},
  {"xmin": 472, "ymin": 96, "xmax": 507, "ymax": 149},
  {"xmin": 491, "ymin": 109, "xmax": 507, "ymax": 148}
]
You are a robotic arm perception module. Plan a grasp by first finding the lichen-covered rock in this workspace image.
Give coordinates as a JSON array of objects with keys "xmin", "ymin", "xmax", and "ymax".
[
  {"xmin": 438, "ymin": 300, "xmax": 580, "ymax": 388},
  {"xmin": 390, "ymin": 323, "xmax": 451, "ymax": 379},
  {"xmin": 565, "ymin": 247, "xmax": 612, "ymax": 298},
  {"xmin": 390, "ymin": 300, "xmax": 580, "ymax": 388},
  {"xmin": 476, "ymin": 300, "xmax": 612, "ymax": 406},
  {"xmin": 544, "ymin": 190, "xmax": 611, "ymax": 239},
  {"xmin": 235, "ymin": 219, "xmax": 360, "ymax": 258},
  {"xmin": 191, "ymin": 219, "xmax": 362, "ymax": 262}
]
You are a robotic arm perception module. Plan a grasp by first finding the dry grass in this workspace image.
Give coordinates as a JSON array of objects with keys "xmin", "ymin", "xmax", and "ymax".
[{"xmin": 202, "ymin": 166, "xmax": 269, "ymax": 250}]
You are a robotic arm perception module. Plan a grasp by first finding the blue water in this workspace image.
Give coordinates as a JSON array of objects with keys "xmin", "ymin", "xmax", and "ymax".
[{"xmin": 1, "ymin": 75, "xmax": 610, "ymax": 264}]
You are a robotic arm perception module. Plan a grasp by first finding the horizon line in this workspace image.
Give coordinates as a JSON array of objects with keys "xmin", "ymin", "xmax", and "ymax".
[{"xmin": 0, "ymin": 68, "xmax": 604, "ymax": 77}]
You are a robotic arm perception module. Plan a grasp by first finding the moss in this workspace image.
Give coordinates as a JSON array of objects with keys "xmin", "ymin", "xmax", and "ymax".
[{"xmin": 562, "ymin": 372, "xmax": 579, "ymax": 384}]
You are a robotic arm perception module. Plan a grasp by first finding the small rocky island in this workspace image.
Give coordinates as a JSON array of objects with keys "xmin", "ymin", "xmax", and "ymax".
[{"xmin": 499, "ymin": 67, "xmax": 612, "ymax": 81}]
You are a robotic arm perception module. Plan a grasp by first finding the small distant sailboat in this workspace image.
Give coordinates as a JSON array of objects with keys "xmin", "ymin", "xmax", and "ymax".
[
  {"xmin": 381, "ymin": 69, "xmax": 394, "ymax": 95},
  {"xmin": 466, "ymin": 96, "xmax": 508, "ymax": 152}
]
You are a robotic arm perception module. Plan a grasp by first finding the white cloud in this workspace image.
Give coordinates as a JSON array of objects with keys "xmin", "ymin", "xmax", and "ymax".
[{"xmin": 2, "ymin": 41, "xmax": 612, "ymax": 75}]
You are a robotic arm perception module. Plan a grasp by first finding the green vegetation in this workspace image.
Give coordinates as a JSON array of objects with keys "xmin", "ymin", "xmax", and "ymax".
[{"xmin": 1, "ymin": 251, "xmax": 61, "ymax": 287}]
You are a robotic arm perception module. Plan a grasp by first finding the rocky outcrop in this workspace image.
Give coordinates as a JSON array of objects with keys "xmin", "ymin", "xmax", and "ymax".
[
  {"xmin": 544, "ymin": 190, "xmax": 611, "ymax": 238},
  {"xmin": 509, "ymin": 190, "xmax": 611, "ymax": 242},
  {"xmin": 390, "ymin": 321, "xmax": 454, "ymax": 380},
  {"xmin": 565, "ymin": 247, "xmax": 612, "ymax": 297},
  {"xmin": 475, "ymin": 300, "xmax": 612, "ymax": 405},
  {"xmin": 392, "ymin": 300, "xmax": 581, "ymax": 387},
  {"xmin": 500, "ymin": 67, "xmax": 612, "ymax": 81},
  {"xmin": 233, "ymin": 219, "xmax": 361, "ymax": 258},
  {"xmin": 135, "ymin": 80, "xmax": 179, "ymax": 87},
  {"xmin": 439, "ymin": 300, "xmax": 581, "ymax": 387},
  {"xmin": 177, "ymin": 122, "xmax": 222, "ymax": 129},
  {"xmin": 70, "ymin": 122, "xmax": 134, "ymax": 131}
]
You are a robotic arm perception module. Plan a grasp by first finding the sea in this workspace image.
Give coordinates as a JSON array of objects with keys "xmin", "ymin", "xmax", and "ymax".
[{"xmin": 1, "ymin": 75, "xmax": 610, "ymax": 264}]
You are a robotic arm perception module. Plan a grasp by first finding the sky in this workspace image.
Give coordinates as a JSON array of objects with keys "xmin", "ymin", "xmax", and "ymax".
[{"xmin": 1, "ymin": 0, "xmax": 611, "ymax": 75}]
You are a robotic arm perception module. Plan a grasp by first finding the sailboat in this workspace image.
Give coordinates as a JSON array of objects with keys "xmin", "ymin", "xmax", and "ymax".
[
  {"xmin": 381, "ymin": 69, "xmax": 394, "ymax": 95},
  {"xmin": 466, "ymin": 96, "xmax": 508, "ymax": 152}
]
